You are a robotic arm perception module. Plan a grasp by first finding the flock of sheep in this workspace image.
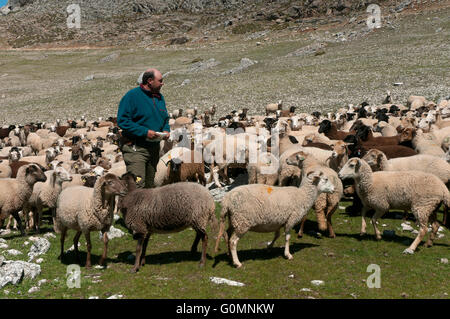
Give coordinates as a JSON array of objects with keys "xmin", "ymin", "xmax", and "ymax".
[{"xmin": 0, "ymin": 92, "xmax": 449, "ymax": 271}]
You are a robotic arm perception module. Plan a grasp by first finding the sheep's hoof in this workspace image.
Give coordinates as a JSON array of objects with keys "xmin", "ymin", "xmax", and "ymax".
[
  {"xmin": 403, "ymin": 248, "xmax": 415, "ymax": 255},
  {"xmin": 375, "ymin": 236, "xmax": 382, "ymax": 241},
  {"xmin": 424, "ymin": 242, "xmax": 433, "ymax": 248},
  {"xmin": 198, "ymin": 262, "xmax": 205, "ymax": 268},
  {"xmin": 359, "ymin": 232, "xmax": 366, "ymax": 237},
  {"xmin": 285, "ymin": 254, "xmax": 293, "ymax": 260},
  {"xmin": 234, "ymin": 263, "xmax": 242, "ymax": 269},
  {"xmin": 130, "ymin": 267, "xmax": 139, "ymax": 273},
  {"xmin": 297, "ymin": 233, "xmax": 303, "ymax": 239}
]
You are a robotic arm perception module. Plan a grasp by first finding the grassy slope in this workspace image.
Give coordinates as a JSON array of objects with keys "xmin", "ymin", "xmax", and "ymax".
[{"xmin": 0, "ymin": 6, "xmax": 449, "ymax": 125}]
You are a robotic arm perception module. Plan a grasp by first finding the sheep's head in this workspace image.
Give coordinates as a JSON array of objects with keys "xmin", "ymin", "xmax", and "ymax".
[
  {"xmin": 306, "ymin": 170, "xmax": 334, "ymax": 194},
  {"xmin": 399, "ymin": 128, "xmax": 415, "ymax": 143},
  {"xmin": 338, "ymin": 158, "xmax": 361, "ymax": 180},
  {"xmin": 331, "ymin": 141, "xmax": 350, "ymax": 158},
  {"xmin": 53, "ymin": 166, "xmax": 73, "ymax": 185},
  {"xmin": 355, "ymin": 125, "xmax": 371, "ymax": 141},
  {"xmin": 318, "ymin": 120, "xmax": 331, "ymax": 134},
  {"xmin": 101, "ymin": 173, "xmax": 127, "ymax": 197},
  {"xmin": 361, "ymin": 149, "xmax": 385, "ymax": 171},
  {"xmin": 285, "ymin": 152, "xmax": 307, "ymax": 167},
  {"xmin": 23, "ymin": 164, "xmax": 47, "ymax": 185}
]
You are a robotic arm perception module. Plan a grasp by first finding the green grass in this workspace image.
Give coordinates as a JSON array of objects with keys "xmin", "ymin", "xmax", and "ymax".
[{"xmin": 0, "ymin": 201, "xmax": 448, "ymax": 299}]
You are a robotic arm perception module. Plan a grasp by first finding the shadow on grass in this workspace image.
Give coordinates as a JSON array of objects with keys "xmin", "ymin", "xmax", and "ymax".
[
  {"xmin": 212, "ymin": 242, "xmax": 319, "ymax": 268},
  {"xmin": 114, "ymin": 250, "xmax": 214, "ymax": 267},
  {"xmin": 335, "ymin": 232, "xmax": 450, "ymax": 248}
]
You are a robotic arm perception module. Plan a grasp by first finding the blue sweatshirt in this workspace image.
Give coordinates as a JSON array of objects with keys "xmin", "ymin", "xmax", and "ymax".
[{"xmin": 117, "ymin": 87, "xmax": 170, "ymax": 142}]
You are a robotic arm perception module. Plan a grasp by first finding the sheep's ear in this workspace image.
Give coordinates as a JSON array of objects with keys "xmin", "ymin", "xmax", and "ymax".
[
  {"xmin": 288, "ymin": 136, "xmax": 299, "ymax": 144},
  {"xmin": 307, "ymin": 171, "xmax": 320, "ymax": 184},
  {"xmin": 354, "ymin": 159, "xmax": 361, "ymax": 172},
  {"xmin": 296, "ymin": 154, "xmax": 305, "ymax": 162}
]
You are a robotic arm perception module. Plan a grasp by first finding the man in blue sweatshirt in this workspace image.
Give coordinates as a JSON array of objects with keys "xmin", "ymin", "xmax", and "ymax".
[{"xmin": 117, "ymin": 68, "xmax": 170, "ymax": 188}]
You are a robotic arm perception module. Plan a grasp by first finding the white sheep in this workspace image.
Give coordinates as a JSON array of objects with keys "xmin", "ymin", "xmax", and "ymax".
[
  {"xmin": 215, "ymin": 167, "xmax": 335, "ymax": 268},
  {"xmin": 0, "ymin": 164, "xmax": 47, "ymax": 235},
  {"xmin": 362, "ymin": 149, "xmax": 450, "ymax": 185},
  {"xmin": 338, "ymin": 158, "xmax": 449, "ymax": 254},
  {"xmin": 24, "ymin": 166, "xmax": 73, "ymax": 233},
  {"xmin": 55, "ymin": 173, "xmax": 127, "ymax": 268}
]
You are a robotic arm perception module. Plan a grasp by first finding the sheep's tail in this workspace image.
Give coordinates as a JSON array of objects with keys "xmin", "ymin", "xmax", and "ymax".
[{"xmin": 214, "ymin": 200, "xmax": 229, "ymax": 254}]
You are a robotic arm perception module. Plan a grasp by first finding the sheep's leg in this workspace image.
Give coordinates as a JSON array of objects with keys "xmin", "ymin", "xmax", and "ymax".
[
  {"xmin": 199, "ymin": 232, "xmax": 208, "ymax": 267},
  {"xmin": 360, "ymin": 206, "xmax": 369, "ymax": 236},
  {"xmin": 425, "ymin": 212, "xmax": 439, "ymax": 248},
  {"xmin": 297, "ymin": 216, "xmax": 306, "ymax": 238},
  {"xmin": 58, "ymin": 227, "xmax": 67, "ymax": 261},
  {"xmin": 229, "ymin": 232, "xmax": 242, "ymax": 268},
  {"xmin": 73, "ymin": 231, "xmax": 82, "ymax": 264},
  {"xmin": 33, "ymin": 204, "xmax": 43, "ymax": 234},
  {"xmin": 132, "ymin": 236, "xmax": 144, "ymax": 273},
  {"xmin": 326, "ymin": 205, "xmax": 338, "ymax": 238},
  {"xmin": 6, "ymin": 215, "xmax": 12, "ymax": 230},
  {"xmin": 371, "ymin": 210, "xmax": 385, "ymax": 240},
  {"xmin": 443, "ymin": 205, "xmax": 448, "ymax": 227},
  {"xmin": 191, "ymin": 231, "xmax": 202, "ymax": 253},
  {"xmin": 140, "ymin": 234, "xmax": 151, "ymax": 267},
  {"xmin": 99, "ymin": 231, "xmax": 109, "ymax": 266},
  {"xmin": 404, "ymin": 222, "xmax": 428, "ymax": 254},
  {"xmin": 268, "ymin": 229, "xmax": 280, "ymax": 248},
  {"xmin": 11, "ymin": 211, "xmax": 25, "ymax": 236},
  {"xmin": 84, "ymin": 232, "xmax": 92, "ymax": 268},
  {"xmin": 225, "ymin": 226, "xmax": 233, "ymax": 256},
  {"xmin": 284, "ymin": 232, "xmax": 293, "ymax": 260}
]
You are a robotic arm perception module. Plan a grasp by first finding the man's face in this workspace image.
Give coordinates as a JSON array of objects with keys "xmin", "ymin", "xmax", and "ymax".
[{"xmin": 148, "ymin": 72, "xmax": 163, "ymax": 92}]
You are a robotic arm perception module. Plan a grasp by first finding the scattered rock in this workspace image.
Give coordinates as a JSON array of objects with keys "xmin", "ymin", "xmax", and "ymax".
[
  {"xmin": 286, "ymin": 43, "xmax": 326, "ymax": 57},
  {"xmin": 0, "ymin": 243, "xmax": 8, "ymax": 249},
  {"xmin": 99, "ymin": 52, "xmax": 120, "ymax": 63},
  {"xmin": 395, "ymin": 0, "xmax": 412, "ymax": 13},
  {"xmin": 401, "ymin": 223, "xmax": 414, "ymax": 232},
  {"xmin": 169, "ymin": 37, "xmax": 189, "ymax": 45},
  {"xmin": 189, "ymin": 58, "xmax": 220, "ymax": 72},
  {"xmin": 28, "ymin": 286, "xmax": 40, "ymax": 294},
  {"xmin": 35, "ymin": 258, "xmax": 43, "ymax": 264},
  {"xmin": 350, "ymin": 293, "xmax": 357, "ymax": 299},
  {"xmin": 28, "ymin": 237, "xmax": 51, "ymax": 262},
  {"xmin": 311, "ymin": 280, "xmax": 324, "ymax": 286},
  {"xmin": 210, "ymin": 277, "xmax": 245, "ymax": 287},
  {"xmin": 300, "ymin": 288, "xmax": 311, "ymax": 292},
  {"xmin": 89, "ymin": 296, "xmax": 99, "ymax": 299},
  {"xmin": 222, "ymin": 58, "xmax": 257, "ymax": 75},
  {"xmin": 401, "ymin": 292, "xmax": 409, "ymax": 298},
  {"xmin": 0, "ymin": 260, "xmax": 41, "ymax": 288},
  {"xmin": 37, "ymin": 279, "xmax": 47, "ymax": 286},
  {"xmin": 84, "ymin": 75, "xmax": 95, "ymax": 81},
  {"xmin": 66, "ymin": 242, "xmax": 81, "ymax": 252},
  {"xmin": 98, "ymin": 226, "xmax": 125, "ymax": 241},
  {"xmin": 44, "ymin": 233, "xmax": 56, "ymax": 239},
  {"xmin": 6, "ymin": 249, "xmax": 22, "ymax": 256},
  {"xmin": 180, "ymin": 79, "xmax": 191, "ymax": 86},
  {"xmin": 440, "ymin": 258, "xmax": 448, "ymax": 264},
  {"xmin": 107, "ymin": 294, "xmax": 124, "ymax": 299},
  {"xmin": 288, "ymin": 274, "xmax": 295, "ymax": 278}
]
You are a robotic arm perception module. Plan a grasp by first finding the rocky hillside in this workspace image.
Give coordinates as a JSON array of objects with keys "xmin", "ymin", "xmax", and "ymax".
[{"xmin": 0, "ymin": 0, "xmax": 445, "ymax": 48}]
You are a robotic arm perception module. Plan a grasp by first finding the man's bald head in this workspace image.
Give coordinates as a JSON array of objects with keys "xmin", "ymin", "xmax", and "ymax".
[{"xmin": 142, "ymin": 68, "xmax": 164, "ymax": 93}]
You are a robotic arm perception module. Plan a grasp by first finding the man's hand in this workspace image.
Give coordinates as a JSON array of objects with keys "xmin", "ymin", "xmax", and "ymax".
[
  {"xmin": 147, "ymin": 129, "xmax": 158, "ymax": 139},
  {"xmin": 162, "ymin": 131, "xmax": 170, "ymax": 140}
]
